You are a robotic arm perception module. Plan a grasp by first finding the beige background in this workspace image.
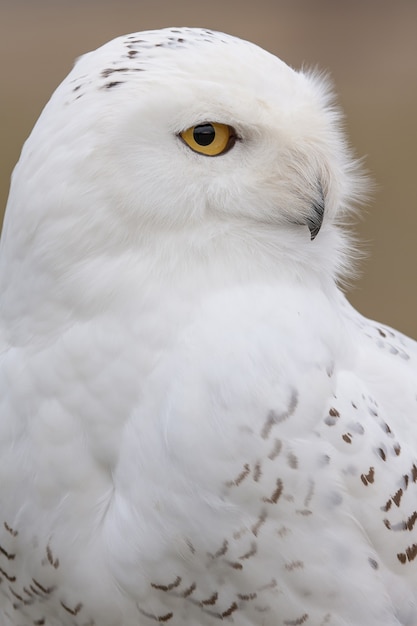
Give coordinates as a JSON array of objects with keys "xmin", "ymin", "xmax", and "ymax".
[{"xmin": 1, "ymin": 0, "xmax": 416, "ymax": 338}]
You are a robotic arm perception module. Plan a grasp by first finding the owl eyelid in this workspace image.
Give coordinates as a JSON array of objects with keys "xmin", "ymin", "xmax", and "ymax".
[{"xmin": 175, "ymin": 127, "xmax": 241, "ymax": 137}]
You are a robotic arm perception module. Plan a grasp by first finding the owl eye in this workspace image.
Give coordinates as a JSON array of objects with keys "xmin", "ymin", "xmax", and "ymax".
[{"xmin": 180, "ymin": 122, "xmax": 236, "ymax": 156}]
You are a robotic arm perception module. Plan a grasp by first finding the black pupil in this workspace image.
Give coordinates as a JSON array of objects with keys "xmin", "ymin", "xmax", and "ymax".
[{"xmin": 193, "ymin": 124, "xmax": 216, "ymax": 146}]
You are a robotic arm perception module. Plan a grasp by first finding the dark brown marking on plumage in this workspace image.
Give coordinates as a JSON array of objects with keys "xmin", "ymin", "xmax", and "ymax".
[
  {"xmin": 284, "ymin": 613, "xmax": 309, "ymax": 625},
  {"xmin": 253, "ymin": 461, "xmax": 262, "ymax": 482},
  {"xmin": 368, "ymin": 558, "xmax": 379, "ymax": 569},
  {"xmin": 360, "ymin": 467, "xmax": 375, "ymax": 486},
  {"xmin": 397, "ymin": 544, "xmax": 417, "ymax": 563},
  {"xmin": 10, "ymin": 587, "xmax": 33, "ymax": 607},
  {"xmin": 221, "ymin": 602, "xmax": 238, "ymax": 618},
  {"xmin": 239, "ymin": 541, "xmax": 257, "ymax": 560},
  {"xmin": 208, "ymin": 540, "xmax": 228, "ymax": 559},
  {"xmin": 200, "ymin": 592, "xmax": 218, "ymax": 606},
  {"xmin": 285, "ymin": 560, "xmax": 304, "ymax": 571},
  {"xmin": 29, "ymin": 585, "xmax": 44, "ymax": 597},
  {"xmin": 263, "ymin": 478, "xmax": 283, "ymax": 504},
  {"xmin": 101, "ymin": 67, "xmax": 129, "ymax": 77},
  {"xmin": 104, "ymin": 81, "xmax": 124, "ymax": 89},
  {"xmin": 23, "ymin": 587, "xmax": 34, "ymax": 598},
  {"xmin": 268, "ymin": 439, "xmax": 282, "ymax": 460},
  {"xmin": 384, "ymin": 518, "xmax": 408, "ymax": 531},
  {"xmin": 186, "ymin": 539, "xmax": 195, "ymax": 554},
  {"xmin": 377, "ymin": 328, "xmax": 387, "ymax": 337},
  {"xmin": 383, "ymin": 422, "xmax": 392, "ymax": 435},
  {"xmin": 46, "ymin": 546, "xmax": 59, "ymax": 569},
  {"xmin": 351, "ymin": 402, "xmax": 357, "ymax": 409},
  {"xmin": 238, "ymin": 592, "xmax": 257, "ymax": 601},
  {"xmin": 4, "ymin": 523, "xmax": 18, "ymax": 537},
  {"xmin": 128, "ymin": 50, "xmax": 138, "ymax": 58},
  {"xmin": 261, "ymin": 391, "xmax": 298, "ymax": 439},
  {"xmin": 181, "ymin": 582, "xmax": 196, "ymax": 598},
  {"xmin": 406, "ymin": 544, "xmax": 417, "ymax": 561},
  {"xmin": 407, "ymin": 512, "xmax": 417, "ymax": 531},
  {"xmin": 9, "ymin": 587, "xmax": 25, "ymax": 602},
  {"xmin": 60, "ymin": 601, "xmax": 83, "ymax": 616},
  {"xmin": 0, "ymin": 567, "xmax": 15, "ymax": 582},
  {"xmin": 32, "ymin": 579, "xmax": 53, "ymax": 595},
  {"xmin": 393, "ymin": 443, "xmax": 401, "ymax": 456},
  {"xmin": 0, "ymin": 545, "xmax": 15, "ymax": 560},
  {"xmin": 377, "ymin": 448, "xmax": 386, "ymax": 461},
  {"xmin": 151, "ymin": 576, "xmax": 181, "ymax": 591},
  {"xmin": 226, "ymin": 464, "xmax": 250, "ymax": 487},
  {"xmin": 287, "ymin": 452, "xmax": 298, "ymax": 469},
  {"xmin": 227, "ymin": 560, "xmax": 243, "ymax": 570},
  {"xmin": 329, "ymin": 408, "xmax": 340, "ymax": 418},
  {"xmin": 34, "ymin": 620, "xmax": 46, "ymax": 625},
  {"xmin": 251, "ymin": 510, "xmax": 267, "ymax": 536},
  {"xmin": 412, "ymin": 465, "xmax": 417, "ymax": 483},
  {"xmin": 296, "ymin": 509, "xmax": 313, "ymax": 516},
  {"xmin": 342, "ymin": 433, "xmax": 352, "ymax": 444},
  {"xmin": 404, "ymin": 474, "xmax": 409, "ymax": 489},
  {"xmin": 73, "ymin": 85, "xmax": 81, "ymax": 92},
  {"xmin": 138, "ymin": 608, "xmax": 173, "ymax": 622},
  {"xmin": 382, "ymin": 499, "xmax": 392, "ymax": 512},
  {"xmin": 261, "ymin": 413, "xmax": 276, "ymax": 440},
  {"xmin": 392, "ymin": 488, "xmax": 403, "ymax": 507}
]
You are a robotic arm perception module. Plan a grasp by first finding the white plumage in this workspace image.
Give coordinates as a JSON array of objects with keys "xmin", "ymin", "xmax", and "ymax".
[{"xmin": 0, "ymin": 27, "xmax": 416, "ymax": 626}]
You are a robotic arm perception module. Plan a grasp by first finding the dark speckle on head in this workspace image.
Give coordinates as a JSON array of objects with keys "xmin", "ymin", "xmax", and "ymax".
[
  {"xmin": 101, "ymin": 67, "xmax": 128, "ymax": 78},
  {"xmin": 64, "ymin": 28, "xmax": 237, "ymax": 102},
  {"xmin": 103, "ymin": 81, "xmax": 124, "ymax": 89}
]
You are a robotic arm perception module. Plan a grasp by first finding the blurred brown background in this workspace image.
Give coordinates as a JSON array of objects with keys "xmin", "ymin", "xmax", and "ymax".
[{"xmin": 1, "ymin": 0, "xmax": 416, "ymax": 338}]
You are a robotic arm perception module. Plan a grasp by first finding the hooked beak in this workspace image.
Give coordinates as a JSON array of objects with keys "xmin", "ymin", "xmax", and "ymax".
[{"xmin": 306, "ymin": 181, "xmax": 325, "ymax": 240}]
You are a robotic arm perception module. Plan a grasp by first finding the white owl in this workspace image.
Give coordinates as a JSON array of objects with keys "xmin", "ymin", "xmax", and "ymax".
[{"xmin": 0, "ymin": 27, "xmax": 416, "ymax": 626}]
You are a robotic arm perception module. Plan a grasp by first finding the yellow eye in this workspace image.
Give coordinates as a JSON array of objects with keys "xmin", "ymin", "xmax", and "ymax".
[{"xmin": 180, "ymin": 122, "xmax": 236, "ymax": 156}]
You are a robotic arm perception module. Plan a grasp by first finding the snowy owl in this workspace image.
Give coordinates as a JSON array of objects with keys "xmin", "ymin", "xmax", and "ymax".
[{"xmin": 1, "ymin": 26, "xmax": 417, "ymax": 626}]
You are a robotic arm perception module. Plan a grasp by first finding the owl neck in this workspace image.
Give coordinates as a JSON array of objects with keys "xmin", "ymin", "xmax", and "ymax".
[{"xmin": 0, "ymin": 212, "xmax": 350, "ymax": 347}]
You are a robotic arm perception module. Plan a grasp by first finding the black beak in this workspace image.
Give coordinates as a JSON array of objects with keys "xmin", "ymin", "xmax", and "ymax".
[{"xmin": 306, "ymin": 182, "xmax": 325, "ymax": 240}]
